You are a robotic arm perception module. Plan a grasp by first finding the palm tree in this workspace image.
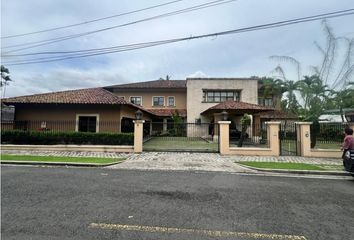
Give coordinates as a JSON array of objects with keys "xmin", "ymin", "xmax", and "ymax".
[
  {"xmin": 281, "ymin": 80, "xmax": 300, "ymax": 115},
  {"xmin": 258, "ymin": 77, "xmax": 285, "ymax": 108},
  {"xmin": 298, "ymin": 75, "xmax": 332, "ymax": 120},
  {"xmin": 159, "ymin": 75, "xmax": 171, "ymax": 80}
]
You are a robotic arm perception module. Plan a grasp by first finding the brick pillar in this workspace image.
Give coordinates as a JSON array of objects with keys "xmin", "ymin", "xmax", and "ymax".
[
  {"xmin": 265, "ymin": 122, "xmax": 280, "ymax": 156},
  {"xmin": 218, "ymin": 121, "xmax": 231, "ymax": 155},
  {"xmin": 296, "ymin": 122, "xmax": 312, "ymax": 157},
  {"xmin": 133, "ymin": 120, "xmax": 145, "ymax": 153}
]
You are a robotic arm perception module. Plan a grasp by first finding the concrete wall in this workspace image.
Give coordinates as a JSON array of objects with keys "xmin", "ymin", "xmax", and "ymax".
[
  {"xmin": 297, "ymin": 122, "xmax": 343, "ymax": 158},
  {"xmin": 186, "ymin": 78, "xmax": 258, "ymax": 123},
  {"xmin": 112, "ymin": 90, "xmax": 186, "ymax": 110}
]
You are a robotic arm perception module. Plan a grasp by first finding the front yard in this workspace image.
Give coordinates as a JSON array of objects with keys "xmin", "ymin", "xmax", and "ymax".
[{"xmin": 143, "ymin": 137, "xmax": 219, "ymax": 152}]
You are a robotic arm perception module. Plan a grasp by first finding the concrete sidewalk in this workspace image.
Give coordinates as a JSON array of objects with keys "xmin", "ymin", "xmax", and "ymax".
[{"xmin": 2, "ymin": 150, "xmax": 343, "ymax": 173}]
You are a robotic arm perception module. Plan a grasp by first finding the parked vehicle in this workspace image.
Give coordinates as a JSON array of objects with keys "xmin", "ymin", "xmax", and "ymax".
[
  {"xmin": 229, "ymin": 128, "xmax": 249, "ymax": 140},
  {"xmin": 343, "ymin": 150, "xmax": 354, "ymax": 177}
]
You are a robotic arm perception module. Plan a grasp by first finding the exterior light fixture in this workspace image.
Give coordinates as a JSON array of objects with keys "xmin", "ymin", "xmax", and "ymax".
[
  {"xmin": 135, "ymin": 110, "xmax": 142, "ymax": 120},
  {"xmin": 221, "ymin": 110, "xmax": 228, "ymax": 121}
]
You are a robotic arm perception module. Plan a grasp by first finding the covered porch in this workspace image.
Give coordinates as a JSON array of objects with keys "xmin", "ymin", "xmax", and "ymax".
[{"xmin": 201, "ymin": 100, "xmax": 275, "ymax": 146}]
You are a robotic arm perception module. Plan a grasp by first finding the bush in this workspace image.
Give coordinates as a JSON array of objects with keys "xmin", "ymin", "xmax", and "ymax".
[{"xmin": 1, "ymin": 130, "xmax": 134, "ymax": 145}]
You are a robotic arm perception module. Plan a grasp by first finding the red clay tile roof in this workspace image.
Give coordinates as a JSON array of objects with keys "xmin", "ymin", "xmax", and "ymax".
[
  {"xmin": 201, "ymin": 100, "xmax": 274, "ymax": 114},
  {"xmin": 105, "ymin": 79, "xmax": 186, "ymax": 89},
  {"xmin": 1, "ymin": 88, "xmax": 128, "ymax": 105},
  {"xmin": 258, "ymin": 110, "xmax": 298, "ymax": 119},
  {"xmin": 147, "ymin": 109, "xmax": 187, "ymax": 117}
]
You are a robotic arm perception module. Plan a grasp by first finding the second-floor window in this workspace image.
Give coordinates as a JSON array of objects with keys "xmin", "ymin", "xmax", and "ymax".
[
  {"xmin": 153, "ymin": 96, "xmax": 164, "ymax": 106},
  {"xmin": 130, "ymin": 96, "xmax": 142, "ymax": 106},
  {"xmin": 168, "ymin": 96, "xmax": 175, "ymax": 106},
  {"xmin": 203, "ymin": 90, "xmax": 240, "ymax": 102},
  {"xmin": 258, "ymin": 98, "xmax": 273, "ymax": 106}
]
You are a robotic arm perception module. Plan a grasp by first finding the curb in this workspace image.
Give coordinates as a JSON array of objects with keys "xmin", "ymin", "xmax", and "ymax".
[
  {"xmin": 0, "ymin": 160, "xmax": 121, "ymax": 167},
  {"xmin": 238, "ymin": 164, "xmax": 351, "ymax": 176}
]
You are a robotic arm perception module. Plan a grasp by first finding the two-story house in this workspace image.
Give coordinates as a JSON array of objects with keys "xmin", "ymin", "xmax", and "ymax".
[{"xmin": 2, "ymin": 77, "xmax": 284, "ymax": 135}]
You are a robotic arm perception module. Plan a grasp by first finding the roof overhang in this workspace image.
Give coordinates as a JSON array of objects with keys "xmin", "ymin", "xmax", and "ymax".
[{"xmin": 201, "ymin": 101, "xmax": 275, "ymax": 115}]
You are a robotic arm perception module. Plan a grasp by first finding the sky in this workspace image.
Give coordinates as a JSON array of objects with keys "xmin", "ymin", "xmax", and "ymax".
[{"xmin": 1, "ymin": 0, "xmax": 354, "ymax": 97}]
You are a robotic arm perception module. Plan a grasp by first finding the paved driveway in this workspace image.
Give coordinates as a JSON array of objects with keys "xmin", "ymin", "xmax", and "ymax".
[{"xmin": 109, "ymin": 152, "xmax": 254, "ymax": 172}]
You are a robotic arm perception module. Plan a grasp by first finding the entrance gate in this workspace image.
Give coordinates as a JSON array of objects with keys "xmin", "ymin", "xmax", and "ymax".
[
  {"xmin": 143, "ymin": 122, "xmax": 219, "ymax": 152},
  {"xmin": 279, "ymin": 122, "xmax": 300, "ymax": 156}
]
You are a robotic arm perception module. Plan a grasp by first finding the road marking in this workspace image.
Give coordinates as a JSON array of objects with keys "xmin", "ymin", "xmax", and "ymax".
[{"xmin": 89, "ymin": 223, "xmax": 307, "ymax": 240}]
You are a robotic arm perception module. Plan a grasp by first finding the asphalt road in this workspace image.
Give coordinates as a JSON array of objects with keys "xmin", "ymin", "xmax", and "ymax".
[{"xmin": 1, "ymin": 166, "xmax": 354, "ymax": 240}]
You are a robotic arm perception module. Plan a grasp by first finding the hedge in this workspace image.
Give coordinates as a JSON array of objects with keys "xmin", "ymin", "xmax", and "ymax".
[{"xmin": 1, "ymin": 130, "xmax": 134, "ymax": 145}]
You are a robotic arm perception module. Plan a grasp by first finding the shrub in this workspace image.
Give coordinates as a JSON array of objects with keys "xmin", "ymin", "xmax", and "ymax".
[{"xmin": 1, "ymin": 130, "xmax": 134, "ymax": 145}]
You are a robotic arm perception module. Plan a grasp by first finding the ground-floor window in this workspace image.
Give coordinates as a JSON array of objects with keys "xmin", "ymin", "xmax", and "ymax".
[
  {"xmin": 76, "ymin": 114, "xmax": 99, "ymax": 132},
  {"xmin": 121, "ymin": 117, "xmax": 134, "ymax": 133}
]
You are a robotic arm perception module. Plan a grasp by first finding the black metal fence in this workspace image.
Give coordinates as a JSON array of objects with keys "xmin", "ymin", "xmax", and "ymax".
[
  {"xmin": 143, "ymin": 122, "xmax": 219, "ymax": 152},
  {"xmin": 279, "ymin": 122, "xmax": 298, "ymax": 156},
  {"xmin": 229, "ymin": 124, "xmax": 268, "ymax": 148},
  {"xmin": 312, "ymin": 122, "xmax": 347, "ymax": 149}
]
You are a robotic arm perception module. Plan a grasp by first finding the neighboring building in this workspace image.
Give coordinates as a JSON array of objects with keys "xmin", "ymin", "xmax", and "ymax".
[{"xmin": 2, "ymin": 77, "xmax": 288, "ymax": 134}]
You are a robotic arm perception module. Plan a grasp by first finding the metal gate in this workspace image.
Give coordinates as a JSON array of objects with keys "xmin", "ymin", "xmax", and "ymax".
[
  {"xmin": 143, "ymin": 122, "xmax": 219, "ymax": 152},
  {"xmin": 279, "ymin": 122, "xmax": 299, "ymax": 156}
]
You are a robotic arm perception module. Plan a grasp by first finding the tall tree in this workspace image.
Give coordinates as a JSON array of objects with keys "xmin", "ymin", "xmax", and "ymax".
[
  {"xmin": 258, "ymin": 77, "xmax": 285, "ymax": 108},
  {"xmin": 1, "ymin": 65, "xmax": 12, "ymax": 98},
  {"xmin": 269, "ymin": 20, "xmax": 354, "ymax": 122},
  {"xmin": 298, "ymin": 75, "xmax": 332, "ymax": 119},
  {"xmin": 159, "ymin": 75, "xmax": 171, "ymax": 80}
]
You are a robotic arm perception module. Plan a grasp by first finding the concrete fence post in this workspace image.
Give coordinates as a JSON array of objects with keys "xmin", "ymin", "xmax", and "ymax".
[
  {"xmin": 218, "ymin": 121, "xmax": 231, "ymax": 155},
  {"xmin": 295, "ymin": 122, "xmax": 312, "ymax": 157},
  {"xmin": 133, "ymin": 120, "xmax": 145, "ymax": 153},
  {"xmin": 265, "ymin": 122, "xmax": 281, "ymax": 156}
]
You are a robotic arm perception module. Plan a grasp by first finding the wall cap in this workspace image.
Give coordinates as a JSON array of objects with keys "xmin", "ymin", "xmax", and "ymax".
[
  {"xmin": 265, "ymin": 122, "xmax": 281, "ymax": 125},
  {"xmin": 311, "ymin": 149, "xmax": 341, "ymax": 153},
  {"xmin": 133, "ymin": 120, "xmax": 145, "ymax": 123},
  {"xmin": 229, "ymin": 147, "xmax": 272, "ymax": 151},
  {"xmin": 218, "ymin": 121, "xmax": 231, "ymax": 124},
  {"xmin": 295, "ymin": 122, "xmax": 312, "ymax": 125}
]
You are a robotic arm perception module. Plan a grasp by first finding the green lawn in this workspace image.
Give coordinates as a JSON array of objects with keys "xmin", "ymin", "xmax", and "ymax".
[
  {"xmin": 280, "ymin": 140, "xmax": 341, "ymax": 152},
  {"xmin": 237, "ymin": 161, "xmax": 344, "ymax": 171},
  {"xmin": 143, "ymin": 137, "xmax": 218, "ymax": 152},
  {"xmin": 315, "ymin": 142, "xmax": 341, "ymax": 149},
  {"xmin": 1, "ymin": 154, "xmax": 125, "ymax": 165}
]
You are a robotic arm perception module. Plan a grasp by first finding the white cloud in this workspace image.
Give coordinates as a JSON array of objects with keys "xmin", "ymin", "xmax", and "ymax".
[
  {"xmin": 4, "ymin": 68, "xmax": 130, "ymax": 97},
  {"xmin": 187, "ymin": 71, "xmax": 209, "ymax": 78}
]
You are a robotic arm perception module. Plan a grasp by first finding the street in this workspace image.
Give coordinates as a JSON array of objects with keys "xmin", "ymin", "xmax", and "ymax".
[{"xmin": 1, "ymin": 166, "xmax": 354, "ymax": 240}]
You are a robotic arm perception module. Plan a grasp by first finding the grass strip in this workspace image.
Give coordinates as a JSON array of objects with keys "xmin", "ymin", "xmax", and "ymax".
[
  {"xmin": 1, "ymin": 154, "xmax": 125, "ymax": 165},
  {"xmin": 237, "ymin": 161, "xmax": 344, "ymax": 171}
]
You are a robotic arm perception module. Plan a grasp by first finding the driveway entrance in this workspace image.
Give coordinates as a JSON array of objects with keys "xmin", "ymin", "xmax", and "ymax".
[{"xmin": 143, "ymin": 122, "xmax": 219, "ymax": 152}]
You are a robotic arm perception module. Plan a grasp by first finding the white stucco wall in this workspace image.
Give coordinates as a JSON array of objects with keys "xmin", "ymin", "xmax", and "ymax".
[{"xmin": 186, "ymin": 78, "xmax": 258, "ymax": 123}]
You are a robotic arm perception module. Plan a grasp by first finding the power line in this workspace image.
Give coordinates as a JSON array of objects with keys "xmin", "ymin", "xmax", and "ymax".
[
  {"xmin": 3, "ymin": 9, "xmax": 354, "ymax": 66},
  {"xmin": 4, "ymin": 8, "xmax": 354, "ymax": 58},
  {"xmin": 1, "ymin": 0, "xmax": 236, "ymax": 53},
  {"xmin": 1, "ymin": 0, "xmax": 183, "ymax": 39}
]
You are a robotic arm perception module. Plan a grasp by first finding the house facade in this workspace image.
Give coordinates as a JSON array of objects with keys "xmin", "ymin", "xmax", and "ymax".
[{"xmin": 2, "ymin": 77, "xmax": 283, "ymax": 135}]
